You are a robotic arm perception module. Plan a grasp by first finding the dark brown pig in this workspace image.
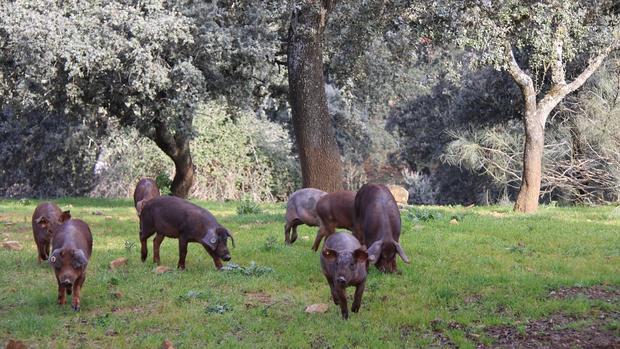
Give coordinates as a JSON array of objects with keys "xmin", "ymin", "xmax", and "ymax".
[
  {"xmin": 354, "ymin": 183, "xmax": 410, "ymax": 273},
  {"xmin": 312, "ymin": 190, "xmax": 356, "ymax": 251},
  {"xmin": 139, "ymin": 196, "xmax": 234, "ymax": 270},
  {"xmin": 133, "ymin": 178, "xmax": 161, "ymax": 216},
  {"xmin": 320, "ymin": 232, "xmax": 368, "ymax": 319},
  {"xmin": 49, "ymin": 219, "xmax": 93, "ymax": 311},
  {"xmin": 32, "ymin": 202, "xmax": 71, "ymax": 262},
  {"xmin": 284, "ymin": 188, "xmax": 327, "ymax": 244}
]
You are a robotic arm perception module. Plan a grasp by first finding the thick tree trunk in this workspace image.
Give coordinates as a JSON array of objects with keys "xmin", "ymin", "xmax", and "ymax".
[
  {"xmin": 287, "ymin": 0, "xmax": 343, "ymax": 192},
  {"xmin": 153, "ymin": 121, "xmax": 195, "ymax": 198},
  {"xmin": 514, "ymin": 111, "xmax": 545, "ymax": 212}
]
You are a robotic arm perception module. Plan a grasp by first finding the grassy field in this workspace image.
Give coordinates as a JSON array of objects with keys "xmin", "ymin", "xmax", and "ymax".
[{"xmin": 0, "ymin": 198, "xmax": 619, "ymax": 348}]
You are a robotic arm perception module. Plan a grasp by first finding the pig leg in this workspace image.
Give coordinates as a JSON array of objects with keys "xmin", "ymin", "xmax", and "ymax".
[
  {"xmin": 311, "ymin": 225, "xmax": 326, "ymax": 252},
  {"xmin": 284, "ymin": 222, "xmax": 292, "ymax": 244},
  {"xmin": 201, "ymin": 245, "xmax": 223, "ymax": 270},
  {"xmin": 335, "ymin": 287, "xmax": 349, "ymax": 319},
  {"xmin": 290, "ymin": 222, "xmax": 299, "ymax": 244},
  {"xmin": 36, "ymin": 243, "xmax": 45, "ymax": 262},
  {"xmin": 43, "ymin": 240, "xmax": 50, "ymax": 260},
  {"xmin": 153, "ymin": 234, "xmax": 165, "ymax": 265},
  {"xmin": 325, "ymin": 276, "xmax": 339, "ymax": 305},
  {"xmin": 351, "ymin": 281, "xmax": 366, "ymax": 313},
  {"xmin": 71, "ymin": 275, "xmax": 84, "ymax": 312},
  {"xmin": 57, "ymin": 282, "xmax": 66, "ymax": 305},
  {"xmin": 177, "ymin": 238, "xmax": 188, "ymax": 270}
]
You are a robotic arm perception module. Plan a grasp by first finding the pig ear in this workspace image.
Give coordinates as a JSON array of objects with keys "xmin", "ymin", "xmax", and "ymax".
[
  {"xmin": 322, "ymin": 248, "xmax": 338, "ymax": 260},
  {"xmin": 367, "ymin": 241, "xmax": 382, "ymax": 265},
  {"xmin": 218, "ymin": 228, "xmax": 235, "ymax": 248},
  {"xmin": 49, "ymin": 249, "xmax": 62, "ymax": 267},
  {"xmin": 202, "ymin": 228, "xmax": 218, "ymax": 250},
  {"xmin": 353, "ymin": 247, "xmax": 368, "ymax": 263},
  {"xmin": 72, "ymin": 249, "xmax": 88, "ymax": 269},
  {"xmin": 395, "ymin": 242, "xmax": 410, "ymax": 264},
  {"xmin": 60, "ymin": 211, "xmax": 71, "ymax": 222},
  {"xmin": 36, "ymin": 216, "xmax": 49, "ymax": 227}
]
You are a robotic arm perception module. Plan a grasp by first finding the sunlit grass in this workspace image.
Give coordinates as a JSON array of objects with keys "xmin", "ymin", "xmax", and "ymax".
[{"xmin": 0, "ymin": 199, "xmax": 618, "ymax": 347}]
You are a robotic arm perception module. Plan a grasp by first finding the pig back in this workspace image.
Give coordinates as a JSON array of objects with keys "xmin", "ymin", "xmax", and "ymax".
[
  {"xmin": 141, "ymin": 196, "xmax": 217, "ymax": 236},
  {"xmin": 286, "ymin": 188, "xmax": 327, "ymax": 224},
  {"xmin": 324, "ymin": 232, "xmax": 362, "ymax": 252},
  {"xmin": 32, "ymin": 202, "xmax": 62, "ymax": 230},
  {"xmin": 316, "ymin": 191, "xmax": 356, "ymax": 228},
  {"xmin": 133, "ymin": 178, "xmax": 161, "ymax": 208},
  {"xmin": 354, "ymin": 184, "xmax": 401, "ymax": 244},
  {"xmin": 52, "ymin": 219, "xmax": 93, "ymax": 258}
]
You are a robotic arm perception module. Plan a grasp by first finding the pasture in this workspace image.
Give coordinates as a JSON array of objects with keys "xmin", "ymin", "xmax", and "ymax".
[{"xmin": 1, "ymin": 198, "xmax": 619, "ymax": 348}]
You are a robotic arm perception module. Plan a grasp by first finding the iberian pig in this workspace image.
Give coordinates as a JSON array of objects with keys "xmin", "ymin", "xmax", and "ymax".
[
  {"xmin": 133, "ymin": 178, "xmax": 161, "ymax": 216},
  {"xmin": 284, "ymin": 188, "xmax": 327, "ymax": 244},
  {"xmin": 354, "ymin": 183, "xmax": 410, "ymax": 273},
  {"xmin": 312, "ymin": 190, "xmax": 356, "ymax": 251},
  {"xmin": 32, "ymin": 202, "xmax": 71, "ymax": 262},
  {"xmin": 320, "ymin": 232, "xmax": 368, "ymax": 319},
  {"xmin": 49, "ymin": 219, "xmax": 92, "ymax": 311},
  {"xmin": 139, "ymin": 196, "xmax": 234, "ymax": 270}
]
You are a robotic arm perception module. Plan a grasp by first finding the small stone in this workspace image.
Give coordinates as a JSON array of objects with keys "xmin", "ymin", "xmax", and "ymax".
[
  {"xmin": 305, "ymin": 303, "xmax": 328, "ymax": 314},
  {"xmin": 109, "ymin": 257, "xmax": 128, "ymax": 269},
  {"xmin": 301, "ymin": 236, "xmax": 310, "ymax": 241},
  {"xmin": 2, "ymin": 241, "xmax": 22, "ymax": 251},
  {"xmin": 92, "ymin": 211, "xmax": 104, "ymax": 216},
  {"xmin": 155, "ymin": 266, "xmax": 171, "ymax": 274},
  {"xmin": 161, "ymin": 339, "xmax": 175, "ymax": 349},
  {"xmin": 5, "ymin": 339, "xmax": 27, "ymax": 349},
  {"xmin": 111, "ymin": 291, "xmax": 123, "ymax": 299},
  {"xmin": 449, "ymin": 219, "xmax": 459, "ymax": 225},
  {"xmin": 104, "ymin": 329, "xmax": 118, "ymax": 336}
]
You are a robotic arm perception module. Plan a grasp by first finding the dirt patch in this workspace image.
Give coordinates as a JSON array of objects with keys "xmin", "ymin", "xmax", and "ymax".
[
  {"xmin": 549, "ymin": 285, "xmax": 620, "ymax": 302},
  {"xmin": 481, "ymin": 311, "xmax": 620, "ymax": 348},
  {"xmin": 244, "ymin": 291, "xmax": 274, "ymax": 308}
]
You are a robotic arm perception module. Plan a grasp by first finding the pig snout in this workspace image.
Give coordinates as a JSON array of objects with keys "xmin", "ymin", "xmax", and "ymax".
[
  {"xmin": 60, "ymin": 279, "xmax": 73, "ymax": 288},
  {"xmin": 221, "ymin": 253, "xmax": 231, "ymax": 261},
  {"xmin": 336, "ymin": 276, "xmax": 347, "ymax": 286}
]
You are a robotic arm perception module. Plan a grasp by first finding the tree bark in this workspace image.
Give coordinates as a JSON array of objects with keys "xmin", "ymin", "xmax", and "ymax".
[
  {"xmin": 287, "ymin": 0, "xmax": 343, "ymax": 192},
  {"xmin": 514, "ymin": 111, "xmax": 545, "ymax": 212},
  {"xmin": 153, "ymin": 121, "xmax": 195, "ymax": 198}
]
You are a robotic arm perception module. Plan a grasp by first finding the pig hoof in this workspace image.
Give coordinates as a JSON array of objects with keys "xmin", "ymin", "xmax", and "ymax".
[
  {"xmin": 352, "ymin": 305, "xmax": 360, "ymax": 313},
  {"xmin": 72, "ymin": 305, "xmax": 80, "ymax": 312},
  {"xmin": 341, "ymin": 313, "xmax": 349, "ymax": 320}
]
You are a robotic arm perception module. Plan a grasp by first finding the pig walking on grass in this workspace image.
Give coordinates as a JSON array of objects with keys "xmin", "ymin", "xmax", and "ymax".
[
  {"xmin": 320, "ymin": 232, "xmax": 368, "ymax": 319},
  {"xmin": 284, "ymin": 188, "xmax": 327, "ymax": 244},
  {"xmin": 354, "ymin": 183, "xmax": 410, "ymax": 273},
  {"xmin": 49, "ymin": 219, "xmax": 92, "ymax": 311},
  {"xmin": 133, "ymin": 178, "xmax": 160, "ymax": 216},
  {"xmin": 32, "ymin": 202, "xmax": 71, "ymax": 262},
  {"xmin": 139, "ymin": 196, "xmax": 234, "ymax": 270},
  {"xmin": 312, "ymin": 190, "xmax": 356, "ymax": 251}
]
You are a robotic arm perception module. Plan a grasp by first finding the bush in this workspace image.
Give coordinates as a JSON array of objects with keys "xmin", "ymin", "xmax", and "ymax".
[{"xmin": 237, "ymin": 196, "xmax": 263, "ymax": 215}]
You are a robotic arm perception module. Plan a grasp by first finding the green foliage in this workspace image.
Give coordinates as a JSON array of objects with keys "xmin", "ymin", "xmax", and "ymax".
[
  {"xmin": 407, "ymin": 207, "xmax": 444, "ymax": 222},
  {"xmin": 236, "ymin": 197, "xmax": 263, "ymax": 215},
  {"xmin": 220, "ymin": 261, "xmax": 274, "ymax": 277},
  {"xmin": 155, "ymin": 173, "xmax": 172, "ymax": 196}
]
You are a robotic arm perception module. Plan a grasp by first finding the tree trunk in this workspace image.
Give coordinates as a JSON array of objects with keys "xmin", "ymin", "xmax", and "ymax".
[
  {"xmin": 514, "ymin": 111, "xmax": 545, "ymax": 212},
  {"xmin": 153, "ymin": 121, "xmax": 195, "ymax": 198},
  {"xmin": 287, "ymin": 0, "xmax": 343, "ymax": 192}
]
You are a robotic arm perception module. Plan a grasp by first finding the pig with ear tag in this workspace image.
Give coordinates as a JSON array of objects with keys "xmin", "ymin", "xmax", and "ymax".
[
  {"xmin": 32, "ymin": 202, "xmax": 71, "ymax": 262},
  {"xmin": 139, "ymin": 196, "xmax": 234, "ymax": 270},
  {"xmin": 353, "ymin": 183, "xmax": 410, "ymax": 273},
  {"xmin": 49, "ymin": 219, "xmax": 92, "ymax": 311},
  {"xmin": 320, "ymin": 232, "xmax": 368, "ymax": 319}
]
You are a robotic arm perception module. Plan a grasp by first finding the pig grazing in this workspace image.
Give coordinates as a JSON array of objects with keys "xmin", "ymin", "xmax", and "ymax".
[
  {"xmin": 320, "ymin": 232, "xmax": 368, "ymax": 319},
  {"xmin": 49, "ymin": 219, "xmax": 93, "ymax": 311},
  {"xmin": 312, "ymin": 190, "xmax": 356, "ymax": 251},
  {"xmin": 133, "ymin": 178, "xmax": 161, "ymax": 216},
  {"xmin": 32, "ymin": 202, "xmax": 71, "ymax": 262},
  {"xmin": 354, "ymin": 183, "xmax": 410, "ymax": 273},
  {"xmin": 284, "ymin": 188, "xmax": 327, "ymax": 244},
  {"xmin": 139, "ymin": 196, "xmax": 234, "ymax": 270}
]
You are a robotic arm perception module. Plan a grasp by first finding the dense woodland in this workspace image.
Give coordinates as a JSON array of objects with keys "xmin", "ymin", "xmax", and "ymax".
[{"xmin": 1, "ymin": 0, "xmax": 619, "ymax": 211}]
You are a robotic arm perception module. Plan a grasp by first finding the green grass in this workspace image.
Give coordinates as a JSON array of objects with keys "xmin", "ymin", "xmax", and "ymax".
[{"xmin": 0, "ymin": 199, "xmax": 619, "ymax": 348}]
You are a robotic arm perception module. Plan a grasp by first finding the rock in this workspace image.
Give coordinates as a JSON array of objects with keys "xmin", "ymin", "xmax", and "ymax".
[
  {"xmin": 387, "ymin": 185, "xmax": 409, "ymax": 205},
  {"xmin": 161, "ymin": 339, "xmax": 175, "ymax": 349},
  {"xmin": 5, "ymin": 339, "xmax": 27, "ymax": 349},
  {"xmin": 92, "ymin": 211, "xmax": 104, "ymax": 216},
  {"xmin": 2, "ymin": 241, "xmax": 22, "ymax": 251},
  {"xmin": 155, "ymin": 266, "xmax": 171, "ymax": 274},
  {"xmin": 111, "ymin": 291, "xmax": 123, "ymax": 299},
  {"xmin": 449, "ymin": 219, "xmax": 459, "ymax": 225},
  {"xmin": 104, "ymin": 329, "xmax": 118, "ymax": 336},
  {"xmin": 301, "ymin": 236, "xmax": 310, "ymax": 241},
  {"xmin": 305, "ymin": 303, "xmax": 328, "ymax": 314},
  {"xmin": 109, "ymin": 257, "xmax": 128, "ymax": 269}
]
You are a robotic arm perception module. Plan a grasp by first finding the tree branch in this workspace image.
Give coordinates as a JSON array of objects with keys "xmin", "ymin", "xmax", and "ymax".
[
  {"xmin": 563, "ymin": 40, "xmax": 619, "ymax": 96},
  {"xmin": 551, "ymin": 23, "xmax": 566, "ymax": 86},
  {"xmin": 506, "ymin": 46, "xmax": 537, "ymax": 112}
]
